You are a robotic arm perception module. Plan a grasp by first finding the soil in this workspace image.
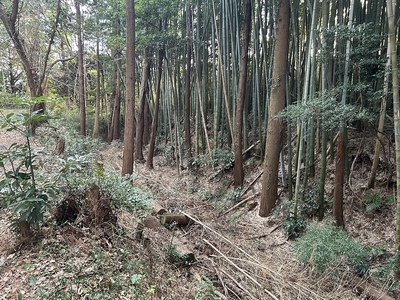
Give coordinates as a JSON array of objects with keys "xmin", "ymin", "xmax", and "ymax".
[{"xmin": 0, "ymin": 125, "xmax": 398, "ymax": 300}]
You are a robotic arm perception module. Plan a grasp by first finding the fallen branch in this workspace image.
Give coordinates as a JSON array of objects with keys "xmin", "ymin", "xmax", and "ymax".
[
  {"xmin": 209, "ymin": 258, "xmax": 229, "ymax": 297},
  {"xmin": 241, "ymin": 171, "xmax": 263, "ymax": 197},
  {"xmin": 243, "ymin": 140, "xmax": 260, "ymax": 156},
  {"xmin": 221, "ymin": 193, "xmax": 259, "ymax": 216},
  {"xmin": 179, "ymin": 211, "xmax": 260, "ymax": 264},
  {"xmin": 347, "ymin": 275, "xmax": 395, "ymax": 300},
  {"xmin": 178, "ymin": 210, "xmax": 325, "ymax": 298},
  {"xmin": 220, "ymin": 268, "xmax": 258, "ymax": 300},
  {"xmin": 204, "ymin": 238, "xmax": 279, "ymax": 300},
  {"xmin": 246, "ymin": 224, "xmax": 281, "ymax": 240}
]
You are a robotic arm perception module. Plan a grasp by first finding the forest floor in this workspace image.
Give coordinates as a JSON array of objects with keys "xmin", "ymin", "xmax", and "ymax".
[{"xmin": 0, "ymin": 124, "xmax": 399, "ymax": 299}]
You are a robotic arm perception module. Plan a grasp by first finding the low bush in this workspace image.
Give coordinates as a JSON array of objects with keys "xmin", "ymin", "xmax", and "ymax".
[
  {"xmin": 294, "ymin": 223, "xmax": 370, "ymax": 274},
  {"xmin": 361, "ymin": 192, "xmax": 394, "ymax": 212}
]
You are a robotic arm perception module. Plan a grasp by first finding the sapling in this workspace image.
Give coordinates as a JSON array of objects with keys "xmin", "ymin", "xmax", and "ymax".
[{"xmin": 0, "ymin": 105, "xmax": 55, "ymax": 236}]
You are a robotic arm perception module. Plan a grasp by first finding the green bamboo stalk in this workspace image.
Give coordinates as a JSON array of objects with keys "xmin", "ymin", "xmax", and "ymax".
[
  {"xmin": 318, "ymin": 0, "xmax": 330, "ymax": 221},
  {"xmin": 387, "ymin": 0, "xmax": 400, "ymax": 279},
  {"xmin": 212, "ymin": 0, "xmax": 234, "ymax": 144}
]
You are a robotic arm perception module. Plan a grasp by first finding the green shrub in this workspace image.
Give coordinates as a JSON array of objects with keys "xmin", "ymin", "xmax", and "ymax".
[
  {"xmin": 64, "ymin": 169, "xmax": 152, "ymax": 214},
  {"xmin": 96, "ymin": 172, "xmax": 152, "ymax": 213},
  {"xmin": 195, "ymin": 275, "xmax": 218, "ymax": 300},
  {"xmin": 190, "ymin": 149, "xmax": 234, "ymax": 169},
  {"xmin": 373, "ymin": 255, "xmax": 400, "ymax": 290},
  {"xmin": 294, "ymin": 223, "xmax": 369, "ymax": 274},
  {"xmin": 283, "ymin": 216, "xmax": 306, "ymax": 239},
  {"xmin": 361, "ymin": 192, "xmax": 394, "ymax": 212},
  {"xmin": 0, "ymin": 107, "xmax": 60, "ymax": 234},
  {"xmin": 301, "ymin": 183, "xmax": 320, "ymax": 217}
]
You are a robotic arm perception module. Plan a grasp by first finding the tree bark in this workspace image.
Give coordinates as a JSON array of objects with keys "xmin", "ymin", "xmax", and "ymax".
[
  {"xmin": 122, "ymin": 0, "xmax": 136, "ymax": 176},
  {"xmin": 367, "ymin": 46, "xmax": 390, "ymax": 189},
  {"xmin": 333, "ymin": 132, "xmax": 345, "ymax": 228},
  {"xmin": 259, "ymin": 0, "xmax": 290, "ymax": 217},
  {"xmin": 108, "ymin": 58, "xmax": 122, "ymax": 142},
  {"xmin": 143, "ymin": 98, "xmax": 150, "ymax": 145},
  {"xmin": 318, "ymin": 0, "xmax": 329, "ymax": 221},
  {"xmin": 386, "ymin": 0, "xmax": 400, "ymax": 280},
  {"xmin": 135, "ymin": 47, "xmax": 151, "ymax": 163},
  {"xmin": 184, "ymin": 4, "xmax": 193, "ymax": 160},
  {"xmin": 93, "ymin": 36, "xmax": 101, "ymax": 139},
  {"xmin": 146, "ymin": 41, "xmax": 164, "ymax": 170},
  {"xmin": 75, "ymin": 0, "xmax": 86, "ymax": 136},
  {"xmin": 233, "ymin": 0, "xmax": 252, "ymax": 187},
  {"xmin": 108, "ymin": 18, "xmax": 122, "ymax": 143}
]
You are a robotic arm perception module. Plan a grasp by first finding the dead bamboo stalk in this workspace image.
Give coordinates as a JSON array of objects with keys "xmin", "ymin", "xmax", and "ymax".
[
  {"xmin": 241, "ymin": 171, "xmax": 263, "ymax": 197},
  {"xmin": 219, "ymin": 268, "xmax": 258, "ymax": 300},
  {"xmin": 204, "ymin": 238, "xmax": 278, "ymax": 300},
  {"xmin": 179, "ymin": 211, "xmax": 260, "ymax": 264},
  {"xmin": 222, "ymin": 193, "xmax": 259, "ymax": 216}
]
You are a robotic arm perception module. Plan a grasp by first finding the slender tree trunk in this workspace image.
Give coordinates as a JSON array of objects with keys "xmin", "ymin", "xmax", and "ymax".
[
  {"xmin": 143, "ymin": 98, "xmax": 150, "ymax": 145},
  {"xmin": 75, "ymin": 0, "xmax": 86, "ymax": 136},
  {"xmin": 135, "ymin": 47, "xmax": 151, "ymax": 163},
  {"xmin": 367, "ymin": 46, "xmax": 390, "ymax": 188},
  {"xmin": 318, "ymin": 0, "xmax": 329, "ymax": 221},
  {"xmin": 233, "ymin": 0, "xmax": 252, "ymax": 187},
  {"xmin": 107, "ymin": 16, "xmax": 122, "ymax": 142},
  {"xmin": 184, "ymin": 4, "xmax": 193, "ymax": 160},
  {"xmin": 259, "ymin": 0, "xmax": 290, "ymax": 217},
  {"xmin": 332, "ymin": 0, "xmax": 355, "ymax": 227},
  {"xmin": 333, "ymin": 132, "xmax": 345, "ymax": 227},
  {"xmin": 387, "ymin": 0, "xmax": 400, "ymax": 280},
  {"xmin": 211, "ymin": 0, "xmax": 234, "ymax": 144},
  {"xmin": 122, "ymin": 0, "xmax": 135, "ymax": 176},
  {"xmin": 93, "ymin": 36, "xmax": 101, "ymax": 139},
  {"xmin": 147, "ymin": 45, "xmax": 164, "ymax": 169},
  {"xmin": 108, "ymin": 62, "xmax": 121, "ymax": 142}
]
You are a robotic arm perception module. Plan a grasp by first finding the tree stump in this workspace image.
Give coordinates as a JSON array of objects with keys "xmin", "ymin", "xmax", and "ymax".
[
  {"xmin": 54, "ymin": 136, "xmax": 65, "ymax": 155},
  {"xmin": 54, "ymin": 185, "xmax": 117, "ymax": 236}
]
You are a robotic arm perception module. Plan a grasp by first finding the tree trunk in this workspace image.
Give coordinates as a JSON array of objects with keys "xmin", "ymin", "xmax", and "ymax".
[
  {"xmin": 75, "ymin": 0, "xmax": 86, "ymax": 136},
  {"xmin": 367, "ymin": 47, "xmax": 390, "ymax": 188},
  {"xmin": 135, "ymin": 47, "xmax": 151, "ymax": 163},
  {"xmin": 318, "ymin": 0, "xmax": 329, "ymax": 221},
  {"xmin": 146, "ymin": 38, "xmax": 164, "ymax": 169},
  {"xmin": 93, "ymin": 25, "xmax": 101, "ymax": 138},
  {"xmin": 333, "ymin": 132, "xmax": 345, "ymax": 228},
  {"xmin": 259, "ymin": 0, "xmax": 290, "ymax": 217},
  {"xmin": 121, "ymin": 0, "xmax": 136, "ymax": 176},
  {"xmin": 233, "ymin": 0, "xmax": 252, "ymax": 187},
  {"xmin": 387, "ymin": 0, "xmax": 400, "ymax": 280},
  {"xmin": 108, "ymin": 58, "xmax": 122, "ymax": 143},
  {"xmin": 184, "ymin": 4, "xmax": 193, "ymax": 160},
  {"xmin": 211, "ymin": 0, "xmax": 234, "ymax": 144},
  {"xmin": 143, "ymin": 98, "xmax": 150, "ymax": 145}
]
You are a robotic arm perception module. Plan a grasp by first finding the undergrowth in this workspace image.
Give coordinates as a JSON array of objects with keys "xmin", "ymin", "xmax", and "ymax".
[
  {"xmin": 1, "ymin": 103, "xmax": 152, "ymax": 235},
  {"xmin": 294, "ymin": 223, "xmax": 370, "ymax": 274},
  {"xmin": 361, "ymin": 192, "xmax": 394, "ymax": 212}
]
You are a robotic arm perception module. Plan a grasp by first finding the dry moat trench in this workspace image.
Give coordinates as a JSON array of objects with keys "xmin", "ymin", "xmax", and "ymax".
[{"xmin": 0, "ymin": 127, "xmax": 398, "ymax": 299}]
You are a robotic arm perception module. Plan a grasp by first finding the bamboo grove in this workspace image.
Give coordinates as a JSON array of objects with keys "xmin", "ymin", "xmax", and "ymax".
[{"xmin": 0, "ymin": 0, "xmax": 400, "ymax": 272}]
